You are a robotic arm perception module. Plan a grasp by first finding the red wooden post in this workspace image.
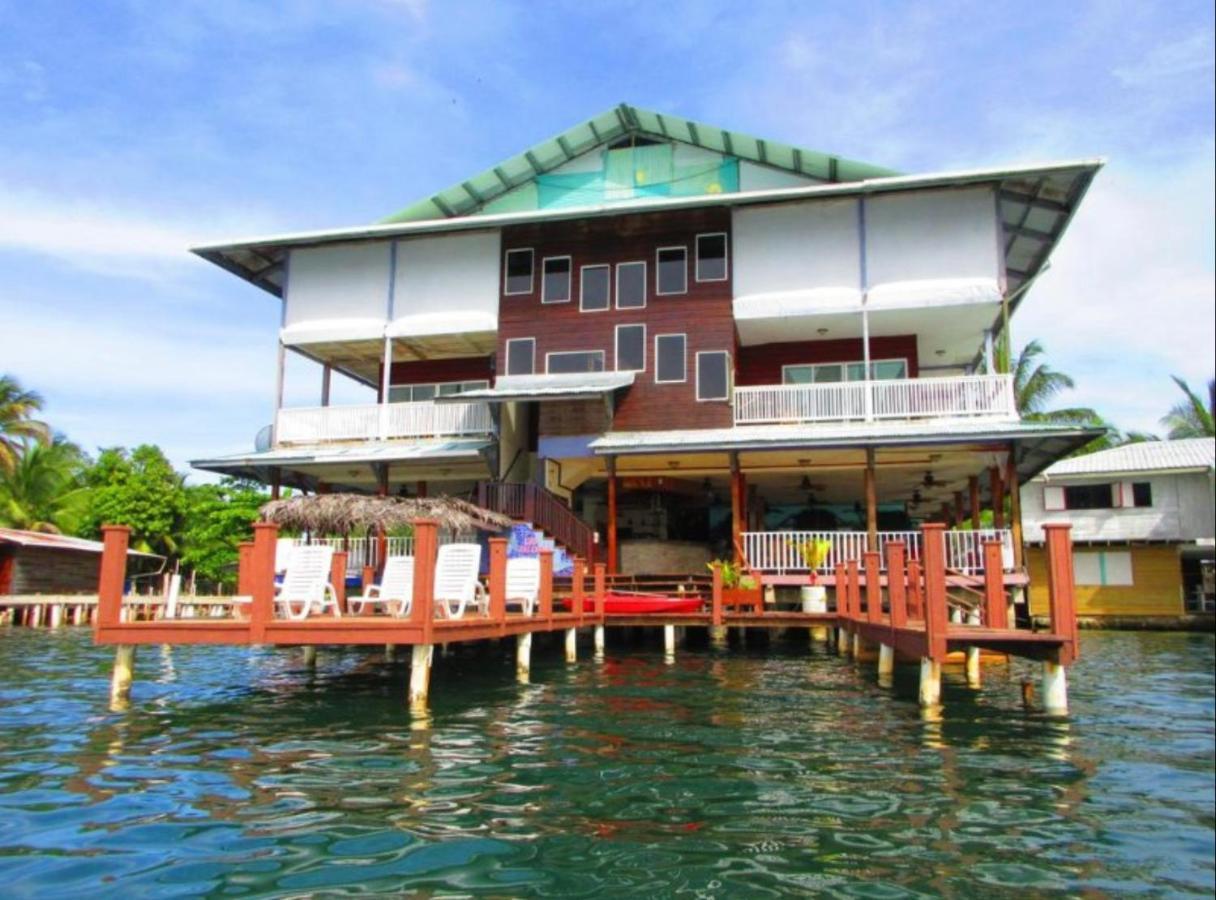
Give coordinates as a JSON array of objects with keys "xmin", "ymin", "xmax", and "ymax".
[
  {"xmin": 983, "ymin": 540, "xmax": 1007, "ymax": 629},
  {"xmin": 1044, "ymin": 524, "xmax": 1078, "ymax": 663},
  {"xmin": 236, "ymin": 541, "xmax": 254, "ymax": 597},
  {"xmin": 488, "ymin": 537, "xmax": 507, "ymax": 622},
  {"xmin": 886, "ymin": 542, "xmax": 907, "ymax": 628},
  {"xmin": 97, "ymin": 525, "xmax": 130, "ymax": 630},
  {"xmin": 538, "ymin": 549, "xmax": 553, "ymax": 620},
  {"xmin": 409, "ymin": 519, "xmax": 438, "ymax": 642},
  {"xmin": 711, "ymin": 562, "xmax": 724, "ymax": 626},
  {"xmin": 361, "ymin": 564, "xmax": 375, "ymax": 595},
  {"xmin": 906, "ymin": 559, "xmax": 923, "ymax": 621},
  {"xmin": 330, "ymin": 552, "xmax": 348, "ymax": 615},
  {"xmin": 864, "ymin": 552, "xmax": 882, "ymax": 623},
  {"xmin": 250, "ymin": 522, "xmax": 278, "ymax": 642},
  {"xmin": 376, "ymin": 530, "xmax": 388, "ymax": 576},
  {"xmin": 593, "ymin": 563, "xmax": 606, "ymax": 619},
  {"xmin": 571, "ymin": 557, "xmax": 585, "ymax": 619},
  {"xmin": 846, "ymin": 560, "xmax": 860, "ymax": 622},
  {"xmin": 606, "ymin": 459, "xmax": 618, "ymax": 574},
  {"xmin": 989, "ymin": 466, "xmax": 1005, "ymax": 529},
  {"xmin": 834, "ymin": 562, "xmax": 847, "ymax": 617},
  {"xmin": 921, "ymin": 523, "xmax": 948, "ymax": 661}
]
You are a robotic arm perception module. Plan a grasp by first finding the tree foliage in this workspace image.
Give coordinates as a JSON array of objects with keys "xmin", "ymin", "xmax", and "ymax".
[
  {"xmin": 82, "ymin": 445, "xmax": 186, "ymax": 555},
  {"xmin": 179, "ymin": 480, "xmax": 269, "ymax": 586},
  {"xmin": 1161, "ymin": 376, "xmax": 1216, "ymax": 439},
  {"xmin": 0, "ymin": 437, "xmax": 89, "ymax": 533},
  {"xmin": 0, "ymin": 374, "xmax": 50, "ymax": 475},
  {"xmin": 1011, "ymin": 340, "xmax": 1102, "ymax": 425}
]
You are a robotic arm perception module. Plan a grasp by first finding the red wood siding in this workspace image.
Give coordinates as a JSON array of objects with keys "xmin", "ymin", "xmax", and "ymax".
[
  {"xmin": 379, "ymin": 356, "xmax": 494, "ymax": 395},
  {"xmin": 499, "ymin": 209, "xmax": 734, "ymax": 432},
  {"xmin": 736, "ymin": 336, "xmax": 920, "ymax": 385}
]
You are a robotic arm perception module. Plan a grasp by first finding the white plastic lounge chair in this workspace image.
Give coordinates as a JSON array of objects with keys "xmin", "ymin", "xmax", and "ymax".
[
  {"xmin": 348, "ymin": 556, "xmax": 415, "ymax": 617},
  {"xmin": 505, "ymin": 557, "xmax": 540, "ymax": 617},
  {"xmin": 275, "ymin": 538, "xmax": 297, "ymax": 574},
  {"xmin": 434, "ymin": 543, "xmax": 486, "ymax": 619},
  {"xmin": 275, "ymin": 544, "xmax": 340, "ymax": 620}
]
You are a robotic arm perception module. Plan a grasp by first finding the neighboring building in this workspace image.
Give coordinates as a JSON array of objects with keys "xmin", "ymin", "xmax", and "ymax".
[
  {"xmin": 1021, "ymin": 438, "xmax": 1216, "ymax": 618},
  {"xmin": 0, "ymin": 528, "xmax": 159, "ymax": 595},
  {"xmin": 191, "ymin": 104, "xmax": 1102, "ymax": 583}
]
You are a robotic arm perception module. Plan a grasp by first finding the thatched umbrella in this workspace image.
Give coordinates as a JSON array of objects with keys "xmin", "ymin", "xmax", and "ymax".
[{"xmin": 259, "ymin": 492, "xmax": 513, "ymax": 536}]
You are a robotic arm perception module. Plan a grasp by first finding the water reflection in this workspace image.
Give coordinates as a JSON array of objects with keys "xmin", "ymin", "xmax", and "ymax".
[{"xmin": 0, "ymin": 630, "xmax": 1210, "ymax": 896}]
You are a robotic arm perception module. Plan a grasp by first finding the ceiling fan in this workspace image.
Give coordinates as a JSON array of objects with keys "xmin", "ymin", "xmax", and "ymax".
[
  {"xmin": 910, "ymin": 489, "xmax": 923, "ymax": 507},
  {"xmin": 921, "ymin": 471, "xmax": 939, "ymax": 488}
]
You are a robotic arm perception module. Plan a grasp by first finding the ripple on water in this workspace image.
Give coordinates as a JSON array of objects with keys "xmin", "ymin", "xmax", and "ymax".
[{"xmin": 0, "ymin": 629, "xmax": 1211, "ymax": 897}]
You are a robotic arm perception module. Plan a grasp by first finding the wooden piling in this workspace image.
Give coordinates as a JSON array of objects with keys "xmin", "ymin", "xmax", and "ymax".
[
  {"xmin": 516, "ymin": 632, "xmax": 532, "ymax": 680},
  {"xmin": 409, "ymin": 643, "xmax": 433, "ymax": 706},
  {"xmin": 110, "ymin": 645, "xmax": 136, "ymax": 709}
]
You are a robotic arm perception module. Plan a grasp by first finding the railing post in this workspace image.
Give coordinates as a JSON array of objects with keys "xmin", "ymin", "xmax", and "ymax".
[
  {"xmin": 886, "ymin": 542, "xmax": 907, "ymax": 628},
  {"xmin": 921, "ymin": 523, "xmax": 948, "ymax": 662},
  {"xmin": 409, "ymin": 519, "xmax": 439, "ymax": 643},
  {"xmin": 711, "ymin": 563, "xmax": 724, "ymax": 626},
  {"xmin": 834, "ymin": 562, "xmax": 848, "ymax": 616},
  {"xmin": 846, "ymin": 560, "xmax": 861, "ymax": 622},
  {"xmin": 330, "ymin": 552, "xmax": 348, "ymax": 615},
  {"xmin": 538, "ymin": 549, "xmax": 553, "ymax": 620},
  {"xmin": 250, "ymin": 522, "xmax": 278, "ymax": 641},
  {"xmin": 983, "ymin": 540, "xmax": 1007, "ymax": 629},
  {"xmin": 1043, "ymin": 524, "xmax": 1078, "ymax": 664},
  {"xmin": 906, "ymin": 558, "xmax": 923, "ymax": 620},
  {"xmin": 97, "ymin": 525, "xmax": 130, "ymax": 631},
  {"xmin": 593, "ymin": 563, "xmax": 606, "ymax": 619},
  {"xmin": 864, "ymin": 552, "xmax": 882, "ymax": 623},
  {"xmin": 488, "ymin": 537, "xmax": 507, "ymax": 623},
  {"xmin": 236, "ymin": 541, "xmax": 254, "ymax": 599},
  {"xmin": 361, "ymin": 564, "xmax": 376, "ymax": 598},
  {"xmin": 571, "ymin": 557, "xmax": 585, "ymax": 620}
]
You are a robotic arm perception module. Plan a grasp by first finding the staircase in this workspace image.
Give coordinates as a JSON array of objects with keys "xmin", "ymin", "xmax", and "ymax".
[{"xmin": 476, "ymin": 482, "xmax": 596, "ymax": 577}]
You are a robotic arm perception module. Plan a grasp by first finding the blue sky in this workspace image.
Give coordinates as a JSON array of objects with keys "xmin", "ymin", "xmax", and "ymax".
[{"xmin": 1, "ymin": 0, "xmax": 1213, "ymax": 477}]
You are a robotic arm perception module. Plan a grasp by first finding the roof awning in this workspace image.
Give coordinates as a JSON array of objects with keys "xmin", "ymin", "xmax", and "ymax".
[
  {"xmin": 0, "ymin": 527, "xmax": 162, "ymax": 558},
  {"xmin": 439, "ymin": 371, "xmax": 635, "ymax": 403}
]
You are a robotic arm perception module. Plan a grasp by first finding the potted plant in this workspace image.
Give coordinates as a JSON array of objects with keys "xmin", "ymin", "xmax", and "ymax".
[
  {"xmin": 788, "ymin": 538, "xmax": 832, "ymax": 613},
  {"xmin": 708, "ymin": 559, "xmax": 762, "ymax": 612}
]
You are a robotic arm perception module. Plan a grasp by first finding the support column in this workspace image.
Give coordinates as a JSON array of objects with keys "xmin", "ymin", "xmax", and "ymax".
[
  {"xmin": 663, "ymin": 624, "xmax": 676, "ymax": 657},
  {"xmin": 1041, "ymin": 660, "xmax": 1068, "ymax": 715},
  {"xmin": 965, "ymin": 609, "xmax": 981, "ymax": 687},
  {"xmin": 270, "ymin": 468, "xmax": 281, "ymax": 501},
  {"xmin": 321, "ymin": 364, "xmax": 332, "ymax": 407},
  {"xmin": 516, "ymin": 632, "xmax": 532, "ymax": 681},
  {"xmin": 864, "ymin": 448, "xmax": 878, "ymax": 552},
  {"xmin": 565, "ymin": 627, "xmax": 578, "ymax": 663},
  {"xmin": 1006, "ymin": 449, "xmax": 1024, "ymax": 569},
  {"xmin": 837, "ymin": 625, "xmax": 850, "ymax": 655},
  {"xmin": 606, "ymin": 456, "xmax": 618, "ymax": 574},
  {"xmin": 969, "ymin": 476, "xmax": 981, "ymax": 530},
  {"xmin": 594, "ymin": 624, "xmax": 605, "ymax": 656},
  {"xmin": 302, "ymin": 645, "xmax": 317, "ymax": 668},
  {"xmin": 989, "ymin": 466, "xmax": 1005, "ymax": 530},
  {"xmin": 919, "ymin": 658, "xmax": 942, "ymax": 707},
  {"xmin": 730, "ymin": 453, "xmax": 744, "ymax": 561},
  {"xmin": 409, "ymin": 643, "xmax": 433, "ymax": 707},
  {"xmin": 110, "ymin": 645, "xmax": 136, "ymax": 709},
  {"xmin": 384, "ymin": 644, "xmax": 396, "ymax": 662},
  {"xmin": 878, "ymin": 643, "xmax": 895, "ymax": 677}
]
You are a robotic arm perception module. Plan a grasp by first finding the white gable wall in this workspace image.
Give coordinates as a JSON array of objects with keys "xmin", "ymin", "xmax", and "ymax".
[
  {"xmin": 739, "ymin": 161, "xmax": 821, "ymax": 191},
  {"xmin": 283, "ymin": 243, "xmax": 390, "ymax": 344}
]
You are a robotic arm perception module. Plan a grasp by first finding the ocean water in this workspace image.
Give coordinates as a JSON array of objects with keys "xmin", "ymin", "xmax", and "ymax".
[{"xmin": 0, "ymin": 628, "xmax": 1212, "ymax": 897}]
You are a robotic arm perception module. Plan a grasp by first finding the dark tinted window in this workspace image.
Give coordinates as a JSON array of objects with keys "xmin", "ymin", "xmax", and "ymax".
[
  {"xmin": 616, "ymin": 325, "xmax": 645, "ymax": 372},
  {"xmin": 696, "ymin": 234, "xmax": 727, "ymax": 281},
  {"xmin": 547, "ymin": 351, "xmax": 605, "ymax": 374},
  {"xmin": 1064, "ymin": 483, "xmax": 1114, "ymax": 510},
  {"xmin": 617, "ymin": 261, "xmax": 646, "ymax": 308},
  {"xmin": 1132, "ymin": 482, "xmax": 1152, "ymax": 507},
  {"xmin": 697, "ymin": 351, "xmax": 730, "ymax": 400},
  {"xmin": 506, "ymin": 339, "xmax": 534, "ymax": 376},
  {"xmin": 657, "ymin": 247, "xmax": 687, "ymax": 294},
  {"xmin": 542, "ymin": 257, "xmax": 571, "ymax": 303},
  {"xmin": 580, "ymin": 265, "xmax": 610, "ymax": 311},
  {"xmin": 505, "ymin": 249, "xmax": 533, "ymax": 294},
  {"xmin": 655, "ymin": 334, "xmax": 686, "ymax": 383}
]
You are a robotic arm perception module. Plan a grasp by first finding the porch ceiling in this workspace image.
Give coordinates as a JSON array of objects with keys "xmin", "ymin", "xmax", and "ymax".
[{"xmin": 285, "ymin": 334, "xmax": 498, "ymax": 389}]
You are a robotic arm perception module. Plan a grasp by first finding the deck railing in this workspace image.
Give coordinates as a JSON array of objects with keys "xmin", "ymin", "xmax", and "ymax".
[
  {"xmin": 477, "ymin": 481, "xmax": 597, "ymax": 563},
  {"xmin": 741, "ymin": 529, "xmax": 1014, "ymax": 576},
  {"xmin": 275, "ymin": 400, "xmax": 493, "ymax": 446},
  {"xmin": 733, "ymin": 374, "xmax": 1017, "ymax": 426}
]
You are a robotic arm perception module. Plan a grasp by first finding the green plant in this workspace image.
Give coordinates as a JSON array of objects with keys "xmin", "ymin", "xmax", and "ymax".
[{"xmin": 707, "ymin": 558, "xmax": 747, "ymax": 589}]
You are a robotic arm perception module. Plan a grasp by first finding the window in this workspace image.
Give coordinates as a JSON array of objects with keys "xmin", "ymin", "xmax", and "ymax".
[
  {"xmin": 696, "ymin": 233, "xmax": 728, "ymax": 282},
  {"xmin": 1074, "ymin": 551, "xmax": 1133, "ymax": 586},
  {"xmin": 580, "ymin": 264, "xmax": 611, "ymax": 312},
  {"xmin": 504, "ymin": 249, "xmax": 533, "ymax": 295},
  {"xmin": 546, "ymin": 350, "xmax": 605, "ymax": 374},
  {"xmin": 437, "ymin": 380, "xmax": 490, "ymax": 396},
  {"xmin": 616, "ymin": 261, "xmax": 647, "ymax": 309},
  {"xmin": 542, "ymin": 256, "xmax": 572, "ymax": 303},
  {"xmin": 615, "ymin": 324, "xmax": 645, "ymax": 372},
  {"xmin": 656, "ymin": 247, "xmax": 687, "ymax": 295},
  {"xmin": 389, "ymin": 380, "xmax": 488, "ymax": 402},
  {"xmin": 1064, "ymin": 483, "xmax": 1114, "ymax": 510},
  {"xmin": 1132, "ymin": 482, "xmax": 1153, "ymax": 507},
  {"xmin": 505, "ymin": 338, "xmax": 535, "ymax": 376},
  {"xmin": 782, "ymin": 359, "xmax": 908, "ymax": 384},
  {"xmin": 696, "ymin": 351, "xmax": 731, "ymax": 401},
  {"xmin": 655, "ymin": 334, "xmax": 687, "ymax": 383}
]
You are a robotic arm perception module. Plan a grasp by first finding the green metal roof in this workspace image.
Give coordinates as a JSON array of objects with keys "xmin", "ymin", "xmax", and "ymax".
[{"xmin": 381, "ymin": 103, "xmax": 900, "ymax": 223}]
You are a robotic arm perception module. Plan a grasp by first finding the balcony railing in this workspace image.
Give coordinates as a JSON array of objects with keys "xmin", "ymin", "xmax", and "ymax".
[
  {"xmin": 275, "ymin": 400, "xmax": 493, "ymax": 446},
  {"xmin": 741, "ymin": 529, "xmax": 1015, "ymax": 576},
  {"xmin": 733, "ymin": 374, "xmax": 1017, "ymax": 426}
]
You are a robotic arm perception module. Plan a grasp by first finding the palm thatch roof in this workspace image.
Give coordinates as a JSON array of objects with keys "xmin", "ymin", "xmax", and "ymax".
[{"xmin": 259, "ymin": 493, "xmax": 513, "ymax": 535}]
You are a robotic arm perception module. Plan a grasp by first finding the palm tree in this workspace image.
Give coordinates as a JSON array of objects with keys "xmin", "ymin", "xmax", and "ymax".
[
  {"xmin": 0, "ymin": 438, "xmax": 89, "ymax": 534},
  {"xmin": 0, "ymin": 375, "xmax": 50, "ymax": 474},
  {"xmin": 1161, "ymin": 376, "xmax": 1215, "ymax": 438},
  {"xmin": 1010, "ymin": 340, "xmax": 1101, "ymax": 425}
]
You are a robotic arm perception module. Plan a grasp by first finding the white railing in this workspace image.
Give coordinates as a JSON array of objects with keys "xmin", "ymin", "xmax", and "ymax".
[
  {"xmin": 276, "ymin": 400, "xmax": 493, "ymax": 446},
  {"xmin": 733, "ymin": 374, "xmax": 1017, "ymax": 426},
  {"xmin": 741, "ymin": 529, "xmax": 1014, "ymax": 576},
  {"xmin": 295, "ymin": 534, "xmax": 472, "ymax": 576}
]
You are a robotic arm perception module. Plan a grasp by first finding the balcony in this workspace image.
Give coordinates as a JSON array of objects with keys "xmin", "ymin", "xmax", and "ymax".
[
  {"xmin": 274, "ymin": 400, "xmax": 494, "ymax": 447},
  {"xmin": 733, "ymin": 374, "xmax": 1017, "ymax": 427}
]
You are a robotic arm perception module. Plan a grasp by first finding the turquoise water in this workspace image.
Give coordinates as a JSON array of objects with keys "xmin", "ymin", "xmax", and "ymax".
[{"xmin": 0, "ymin": 629, "xmax": 1212, "ymax": 897}]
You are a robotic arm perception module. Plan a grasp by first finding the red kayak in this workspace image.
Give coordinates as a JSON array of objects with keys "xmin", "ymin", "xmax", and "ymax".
[{"xmin": 566, "ymin": 591, "xmax": 703, "ymax": 615}]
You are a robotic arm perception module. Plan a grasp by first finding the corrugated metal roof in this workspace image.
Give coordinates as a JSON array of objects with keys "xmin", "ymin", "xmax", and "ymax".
[
  {"xmin": 0, "ymin": 528, "xmax": 159, "ymax": 557},
  {"xmin": 192, "ymin": 438, "xmax": 492, "ymax": 471},
  {"xmin": 441, "ymin": 371, "xmax": 634, "ymax": 403},
  {"xmin": 381, "ymin": 103, "xmax": 899, "ymax": 224},
  {"xmin": 1038, "ymin": 437, "xmax": 1216, "ymax": 479}
]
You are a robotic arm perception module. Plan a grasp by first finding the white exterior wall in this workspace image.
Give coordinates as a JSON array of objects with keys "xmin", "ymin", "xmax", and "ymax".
[
  {"xmin": 739, "ymin": 161, "xmax": 820, "ymax": 191},
  {"xmin": 388, "ymin": 231, "xmax": 501, "ymax": 338},
  {"xmin": 1021, "ymin": 472, "xmax": 1216, "ymax": 544},
  {"xmin": 282, "ymin": 243, "xmax": 390, "ymax": 344}
]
